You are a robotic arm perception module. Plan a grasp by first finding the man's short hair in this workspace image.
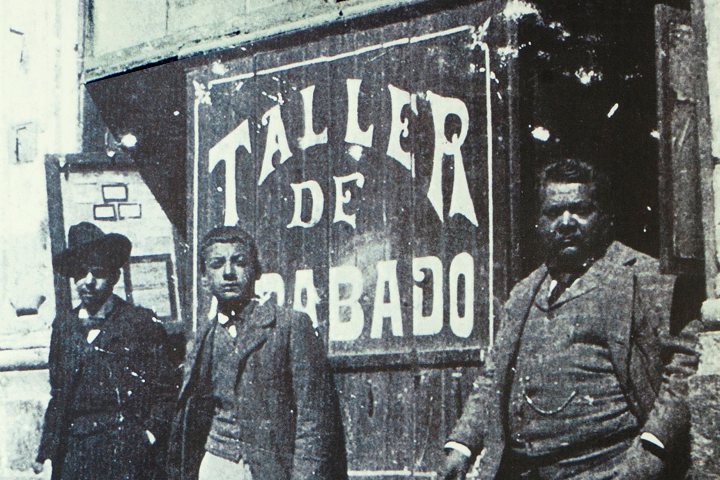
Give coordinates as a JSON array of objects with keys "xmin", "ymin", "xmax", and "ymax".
[
  {"xmin": 539, "ymin": 158, "xmax": 612, "ymax": 210},
  {"xmin": 200, "ymin": 225, "xmax": 261, "ymax": 278}
]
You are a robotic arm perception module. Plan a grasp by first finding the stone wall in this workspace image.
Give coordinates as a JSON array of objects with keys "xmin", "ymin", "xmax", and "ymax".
[
  {"xmin": 690, "ymin": 0, "xmax": 720, "ymax": 478},
  {"xmin": 0, "ymin": 371, "xmax": 51, "ymax": 480},
  {"xmin": 690, "ymin": 332, "xmax": 720, "ymax": 478}
]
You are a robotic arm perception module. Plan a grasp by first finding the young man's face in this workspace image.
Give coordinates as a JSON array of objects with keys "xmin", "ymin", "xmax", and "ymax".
[
  {"xmin": 538, "ymin": 181, "xmax": 610, "ymax": 272},
  {"xmin": 203, "ymin": 241, "xmax": 256, "ymax": 304},
  {"xmin": 73, "ymin": 264, "xmax": 119, "ymax": 313}
]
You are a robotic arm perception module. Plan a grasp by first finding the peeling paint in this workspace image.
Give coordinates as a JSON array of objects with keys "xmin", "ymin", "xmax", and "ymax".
[
  {"xmin": 468, "ymin": 18, "xmax": 492, "ymax": 50},
  {"xmin": 650, "ymin": 130, "xmax": 660, "ymax": 139},
  {"xmin": 573, "ymin": 67, "xmax": 603, "ymax": 86},
  {"xmin": 607, "ymin": 103, "xmax": 619, "ymax": 118},
  {"xmin": 261, "ymin": 91, "xmax": 284, "ymax": 104},
  {"xmin": 120, "ymin": 133, "xmax": 137, "ymax": 148},
  {"xmin": 548, "ymin": 21, "xmax": 572, "ymax": 40},
  {"xmin": 502, "ymin": 0, "xmax": 539, "ymax": 21},
  {"xmin": 193, "ymin": 80, "xmax": 212, "ymax": 106},
  {"xmin": 211, "ymin": 60, "xmax": 228, "ymax": 75},
  {"xmin": 578, "ymin": 33, "xmax": 604, "ymax": 44},
  {"xmin": 497, "ymin": 45, "xmax": 519, "ymax": 59},
  {"xmin": 531, "ymin": 126, "xmax": 551, "ymax": 142}
]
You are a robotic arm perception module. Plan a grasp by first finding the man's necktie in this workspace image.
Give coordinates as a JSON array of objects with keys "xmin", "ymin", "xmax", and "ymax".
[
  {"xmin": 547, "ymin": 276, "xmax": 575, "ymax": 306},
  {"xmin": 78, "ymin": 315, "xmax": 104, "ymax": 343}
]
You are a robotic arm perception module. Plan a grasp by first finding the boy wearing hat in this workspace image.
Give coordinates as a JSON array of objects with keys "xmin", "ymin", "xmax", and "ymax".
[
  {"xmin": 34, "ymin": 222, "xmax": 175, "ymax": 480},
  {"xmin": 166, "ymin": 225, "xmax": 347, "ymax": 480}
]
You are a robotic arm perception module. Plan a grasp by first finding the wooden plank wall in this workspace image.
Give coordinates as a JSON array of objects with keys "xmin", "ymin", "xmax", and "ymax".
[{"xmin": 186, "ymin": 2, "xmax": 517, "ymax": 476}]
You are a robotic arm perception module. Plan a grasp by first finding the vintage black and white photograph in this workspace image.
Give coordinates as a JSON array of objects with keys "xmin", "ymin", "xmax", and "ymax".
[{"xmin": 1, "ymin": 0, "xmax": 719, "ymax": 478}]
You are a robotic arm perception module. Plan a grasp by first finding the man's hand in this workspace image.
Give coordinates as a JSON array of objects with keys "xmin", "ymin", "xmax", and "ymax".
[
  {"xmin": 614, "ymin": 438, "xmax": 665, "ymax": 480},
  {"xmin": 439, "ymin": 449, "xmax": 471, "ymax": 480},
  {"xmin": 31, "ymin": 460, "xmax": 45, "ymax": 475}
]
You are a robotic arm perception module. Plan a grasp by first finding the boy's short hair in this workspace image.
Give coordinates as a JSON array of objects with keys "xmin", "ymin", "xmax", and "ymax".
[{"xmin": 200, "ymin": 225, "xmax": 261, "ymax": 279}]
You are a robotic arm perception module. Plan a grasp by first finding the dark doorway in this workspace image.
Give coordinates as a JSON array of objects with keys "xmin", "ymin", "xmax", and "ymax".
[{"xmin": 515, "ymin": 0, "xmax": 690, "ymax": 277}]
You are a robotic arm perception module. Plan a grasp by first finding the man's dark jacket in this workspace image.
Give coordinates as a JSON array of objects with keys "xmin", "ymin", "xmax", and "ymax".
[
  {"xmin": 37, "ymin": 296, "xmax": 175, "ymax": 480},
  {"xmin": 166, "ymin": 301, "xmax": 348, "ymax": 480},
  {"xmin": 448, "ymin": 242, "xmax": 699, "ymax": 479}
]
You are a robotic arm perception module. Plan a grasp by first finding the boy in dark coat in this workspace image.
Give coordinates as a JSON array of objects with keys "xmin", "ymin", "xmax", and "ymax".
[
  {"xmin": 166, "ymin": 225, "xmax": 347, "ymax": 480},
  {"xmin": 34, "ymin": 222, "xmax": 175, "ymax": 480}
]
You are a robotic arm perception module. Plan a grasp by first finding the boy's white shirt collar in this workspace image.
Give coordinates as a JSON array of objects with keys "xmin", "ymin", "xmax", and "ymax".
[
  {"xmin": 207, "ymin": 296, "xmax": 260, "ymax": 322},
  {"xmin": 211, "ymin": 297, "xmax": 262, "ymax": 340},
  {"xmin": 218, "ymin": 313, "xmax": 237, "ymax": 338}
]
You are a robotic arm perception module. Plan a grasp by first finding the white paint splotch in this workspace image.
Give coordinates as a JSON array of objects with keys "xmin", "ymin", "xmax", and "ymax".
[
  {"xmin": 502, "ymin": 0, "xmax": 539, "ymax": 21},
  {"xmin": 703, "ymin": 0, "xmax": 720, "ymax": 157},
  {"xmin": 531, "ymin": 126, "xmax": 551, "ymax": 142},
  {"xmin": 211, "ymin": 60, "xmax": 228, "ymax": 75},
  {"xmin": 607, "ymin": 103, "xmax": 619, "ymax": 118},
  {"xmin": 574, "ymin": 67, "xmax": 603, "ymax": 86}
]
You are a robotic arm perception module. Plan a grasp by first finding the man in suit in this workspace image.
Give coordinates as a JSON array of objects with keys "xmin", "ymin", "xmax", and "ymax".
[
  {"xmin": 166, "ymin": 225, "xmax": 347, "ymax": 480},
  {"xmin": 33, "ymin": 222, "xmax": 175, "ymax": 480},
  {"xmin": 440, "ymin": 159, "xmax": 700, "ymax": 479}
]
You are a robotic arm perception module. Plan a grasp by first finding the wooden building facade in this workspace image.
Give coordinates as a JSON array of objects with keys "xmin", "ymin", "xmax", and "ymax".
[{"xmin": 70, "ymin": 0, "xmax": 715, "ymax": 477}]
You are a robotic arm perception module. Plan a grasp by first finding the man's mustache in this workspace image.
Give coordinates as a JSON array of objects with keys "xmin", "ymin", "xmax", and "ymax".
[
  {"xmin": 550, "ymin": 234, "xmax": 582, "ymax": 250},
  {"xmin": 553, "ymin": 231, "xmax": 580, "ymax": 241}
]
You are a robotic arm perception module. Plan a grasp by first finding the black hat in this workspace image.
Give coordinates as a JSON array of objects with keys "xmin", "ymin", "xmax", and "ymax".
[{"xmin": 52, "ymin": 222, "xmax": 131, "ymax": 277}]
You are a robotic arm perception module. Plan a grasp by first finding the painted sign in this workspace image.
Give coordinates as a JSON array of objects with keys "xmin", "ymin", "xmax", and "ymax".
[{"xmin": 188, "ymin": 2, "xmax": 512, "ymax": 361}]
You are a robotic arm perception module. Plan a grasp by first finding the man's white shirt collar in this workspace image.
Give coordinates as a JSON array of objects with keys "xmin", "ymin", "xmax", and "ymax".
[{"xmin": 548, "ymin": 279, "xmax": 559, "ymax": 300}]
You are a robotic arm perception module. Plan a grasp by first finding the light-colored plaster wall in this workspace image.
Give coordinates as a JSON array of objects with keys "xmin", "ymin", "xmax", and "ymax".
[
  {"xmin": 0, "ymin": 2, "xmax": 80, "ymax": 477},
  {"xmin": 689, "ymin": 1, "xmax": 720, "ymax": 477},
  {"xmin": 0, "ymin": 0, "xmax": 81, "ymax": 347},
  {"xmin": 703, "ymin": 0, "xmax": 720, "ymax": 159}
]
